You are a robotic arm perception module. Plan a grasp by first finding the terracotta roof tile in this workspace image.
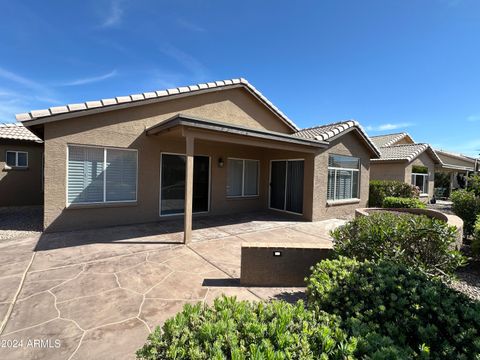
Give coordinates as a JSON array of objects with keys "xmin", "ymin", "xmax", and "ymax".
[
  {"xmin": 16, "ymin": 78, "xmax": 298, "ymax": 131},
  {"xmin": 0, "ymin": 123, "xmax": 42, "ymax": 143}
]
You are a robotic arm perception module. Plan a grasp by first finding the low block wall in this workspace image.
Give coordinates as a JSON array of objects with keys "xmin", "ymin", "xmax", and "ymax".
[
  {"xmin": 240, "ymin": 242, "xmax": 331, "ymax": 287},
  {"xmin": 355, "ymin": 208, "xmax": 464, "ymax": 250}
]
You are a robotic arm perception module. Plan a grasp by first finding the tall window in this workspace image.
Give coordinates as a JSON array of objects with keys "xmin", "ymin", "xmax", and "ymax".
[
  {"xmin": 412, "ymin": 173, "xmax": 429, "ymax": 195},
  {"xmin": 327, "ymin": 154, "xmax": 360, "ymax": 201},
  {"xmin": 5, "ymin": 151, "xmax": 28, "ymax": 168},
  {"xmin": 67, "ymin": 145, "xmax": 137, "ymax": 205},
  {"xmin": 227, "ymin": 158, "xmax": 259, "ymax": 197}
]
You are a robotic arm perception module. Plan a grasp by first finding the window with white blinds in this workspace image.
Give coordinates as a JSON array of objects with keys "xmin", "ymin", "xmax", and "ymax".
[
  {"xmin": 67, "ymin": 145, "xmax": 137, "ymax": 205},
  {"xmin": 226, "ymin": 158, "xmax": 259, "ymax": 197},
  {"xmin": 327, "ymin": 154, "xmax": 360, "ymax": 201}
]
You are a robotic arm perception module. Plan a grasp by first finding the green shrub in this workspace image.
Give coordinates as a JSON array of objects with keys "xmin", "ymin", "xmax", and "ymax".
[
  {"xmin": 382, "ymin": 196, "xmax": 426, "ymax": 209},
  {"xmin": 137, "ymin": 296, "xmax": 357, "ymax": 360},
  {"xmin": 331, "ymin": 212, "xmax": 466, "ymax": 277},
  {"xmin": 473, "ymin": 215, "xmax": 480, "ymax": 254},
  {"xmin": 451, "ymin": 189, "xmax": 480, "ymax": 236},
  {"xmin": 369, "ymin": 180, "xmax": 418, "ymax": 207},
  {"xmin": 306, "ymin": 257, "xmax": 480, "ymax": 359},
  {"xmin": 467, "ymin": 174, "xmax": 480, "ymax": 197}
]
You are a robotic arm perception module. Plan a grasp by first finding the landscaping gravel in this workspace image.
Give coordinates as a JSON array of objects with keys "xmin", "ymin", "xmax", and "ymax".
[
  {"xmin": 450, "ymin": 271, "xmax": 480, "ymax": 301},
  {"xmin": 0, "ymin": 206, "xmax": 43, "ymax": 242}
]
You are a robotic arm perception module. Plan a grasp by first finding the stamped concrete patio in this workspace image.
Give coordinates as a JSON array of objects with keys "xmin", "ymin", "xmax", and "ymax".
[{"xmin": 0, "ymin": 212, "xmax": 344, "ymax": 360}]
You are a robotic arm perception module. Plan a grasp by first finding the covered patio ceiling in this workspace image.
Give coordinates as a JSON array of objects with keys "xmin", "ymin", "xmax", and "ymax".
[{"xmin": 146, "ymin": 114, "xmax": 327, "ymax": 244}]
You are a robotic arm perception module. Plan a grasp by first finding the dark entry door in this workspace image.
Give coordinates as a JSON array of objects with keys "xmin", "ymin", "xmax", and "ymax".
[
  {"xmin": 160, "ymin": 154, "xmax": 210, "ymax": 216},
  {"xmin": 269, "ymin": 160, "xmax": 304, "ymax": 214}
]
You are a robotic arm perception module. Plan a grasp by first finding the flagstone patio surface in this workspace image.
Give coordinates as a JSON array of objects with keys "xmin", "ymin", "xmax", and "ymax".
[{"xmin": 0, "ymin": 212, "xmax": 345, "ymax": 360}]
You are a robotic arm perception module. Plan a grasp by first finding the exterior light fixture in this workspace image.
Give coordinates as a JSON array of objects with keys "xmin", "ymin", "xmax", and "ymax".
[{"xmin": 218, "ymin": 157, "xmax": 224, "ymax": 168}]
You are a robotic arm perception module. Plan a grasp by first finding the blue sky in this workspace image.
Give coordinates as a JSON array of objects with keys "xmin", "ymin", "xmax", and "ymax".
[{"xmin": 0, "ymin": 0, "xmax": 479, "ymax": 156}]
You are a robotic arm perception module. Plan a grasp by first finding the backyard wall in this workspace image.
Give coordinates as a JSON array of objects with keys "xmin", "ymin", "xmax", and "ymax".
[{"xmin": 0, "ymin": 140, "xmax": 43, "ymax": 206}]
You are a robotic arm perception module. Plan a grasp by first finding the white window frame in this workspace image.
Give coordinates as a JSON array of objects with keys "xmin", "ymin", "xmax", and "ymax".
[
  {"xmin": 66, "ymin": 144, "xmax": 138, "ymax": 207},
  {"xmin": 226, "ymin": 158, "xmax": 260, "ymax": 198},
  {"xmin": 327, "ymin": 154, "xmax": 360, "ymax": 202},
  {"xmin": 5, "ymin": 150, "xmax": 28, "ymax": 168},
  {"xmin": 412, "ymin": 172, "xmax": 429, "ymax": 196}
]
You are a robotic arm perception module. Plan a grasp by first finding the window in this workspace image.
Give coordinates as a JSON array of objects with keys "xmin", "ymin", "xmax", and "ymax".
[
  {"xmin": 67, "ymin": 145, "xmax": 137, "ymax": 205},
  {"xmin": 327, "ymin": 154, "xmax": 360, "ymax": 201},
  {"xmin": 412, "ymin": 173, "xmax": 429, "ymax": 195},
  {"xmin": 227, "ymin": 159, "xmax": 259, "ymax": 197},
  {"xmin": 5, "ymin": 151, "xmax": 28, "ymax": 168}
]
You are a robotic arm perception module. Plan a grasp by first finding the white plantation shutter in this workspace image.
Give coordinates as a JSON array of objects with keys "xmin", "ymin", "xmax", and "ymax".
[
  {"xmin": 68, "ymin": 146, "xmax": 104, "ymax": 204},
  {"xmin": 244, "ymin": 160, "xmax": 259, "ymax": 196},
  {"xmin": 106, "ymin": 149, "xmax": 137, "ymax": 201},
  {"xmin": 336, "ymin": 170, "xmax": 352, "ymax": 200},
  {"xmin": 327, "ymin": 155, "xmax": 360, "ymax": 201},
  {"xmin": 327, "ymin": 169, "xmax": 335, "ymax": 200},
  {"xmin": 227, "ymin": 159, "xmax": 243, "ymax": 196},
  {"xmin": 68, "ymin": 146, "xmax": 137, "ymax": 204}
]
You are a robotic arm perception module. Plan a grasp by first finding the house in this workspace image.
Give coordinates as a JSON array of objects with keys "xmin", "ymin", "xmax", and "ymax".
[
  {"xmin": 369, "ymin": 132, "xmax": 442, "ymax": 201},
  {"xmin": 0, "ymin": 123, "xmax": 44, "ymax": 206},
  {"xmin": 16, "ymin": 78, "xmax": 379, "ymax": 241},
  {"xmin": 434, "ymin": 149, "xmax": 479, "ymax": 198}
]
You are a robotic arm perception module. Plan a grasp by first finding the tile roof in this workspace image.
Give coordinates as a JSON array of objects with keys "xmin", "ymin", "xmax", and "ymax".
[
  {"xmin": 16, "ymin": 78, "xmax": 299, "ymax": 131},
  {"xmin": 293, "ymin": 120, "xmax": 381, "ymax": 156},
  {"xmin": 372, "ymin": 143, "xmax": 442, "ymax": 163},
  {"xmin": 435, "ymin": 149, "xmax": 477, "ymax": 163},
  {"xmin": 0, "ymin": 123, "xmax": 42, "ymax": 143},
  {"xmin": 370, "ymin": 132, "xmax": 413, "ymax": 147}
]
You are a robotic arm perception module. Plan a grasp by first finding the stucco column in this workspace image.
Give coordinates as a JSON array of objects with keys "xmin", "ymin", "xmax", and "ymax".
[{"xmin": 184, "ymin": 135, "xmax": 194, "ymax": 244}]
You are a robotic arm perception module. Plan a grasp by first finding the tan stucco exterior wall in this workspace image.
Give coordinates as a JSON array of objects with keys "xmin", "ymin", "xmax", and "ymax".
[
  {"xmin": 370, "ymin": 151, "xmax": 435, "ymax": 200},
  {"xmin": 42, "ymin": 88, "xmax": 308, "ymax": 232},
  {"xmin": 0, "ymin": 140, "xmax": 43, "ymax": 206},
  {"xmin": 311, "ymin": 131, "xmax": 372, "ymax": 220},
  {"xmin": 370, "ymin": 162, "xmax": 407, "ymax": 182}
]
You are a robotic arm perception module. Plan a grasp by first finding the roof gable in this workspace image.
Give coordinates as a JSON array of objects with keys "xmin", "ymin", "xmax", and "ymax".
[
  {"xmin": 294, "ymin": 120, "xmax": 381, "ymax": 157},
  {"xmin": 370, "ymin": 132, "xmax": 415, "ymax": 147},
  {"xmin": 373, "ymin": 143, "xmax": 442, "ymax": 164},
  {"xmin": 16, "ymin": 78, "xmax": 298, "ymax": 132}
]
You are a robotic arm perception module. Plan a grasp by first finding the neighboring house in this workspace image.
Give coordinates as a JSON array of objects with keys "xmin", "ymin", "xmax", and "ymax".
[
  {"xmin": 0, "ymin": 123, "xmax": 44, "ymax": 206},
  {"xmin": 17, "ymin": 78, "xmax": 379, "ymax": 240},
  {"xmin": 370, "ymin": 132, "xmax": 441, "ymax": 201},
  {"xmin": 434, "ymin": 149, "xmax": 479, "ymax": 197}
]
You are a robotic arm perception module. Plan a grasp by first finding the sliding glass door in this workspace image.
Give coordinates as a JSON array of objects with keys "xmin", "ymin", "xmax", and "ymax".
[
  {"xmin": 269, "ymin": 160, "xmax": 304, "ymax": 214},
  {"xmin": 160, "ymin": 154, "xmax": 210, "ymax": 216}
]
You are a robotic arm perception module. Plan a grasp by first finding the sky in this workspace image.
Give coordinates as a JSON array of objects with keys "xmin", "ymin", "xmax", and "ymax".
[{"xmin": 0, "ymin": 0, "xmax": 479, "ymax": 156}]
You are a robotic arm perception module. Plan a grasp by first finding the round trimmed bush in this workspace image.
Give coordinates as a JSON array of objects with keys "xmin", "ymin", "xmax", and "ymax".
[
  {"xmin": 136, "ymin": 296, "xmax": 358, "ymax": 360},
  {"xmin": 306, "ymin": 257, "xmax": 480, "ymax": 359},
  {"xmin": 331, "ymin": 212, "xmax": 466, "ymax": 278}
]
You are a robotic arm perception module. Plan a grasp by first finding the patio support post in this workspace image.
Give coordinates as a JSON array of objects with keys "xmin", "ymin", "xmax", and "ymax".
[{"xmin": 184, "ymin": 135, "xmax": 194, "ymax": 244}]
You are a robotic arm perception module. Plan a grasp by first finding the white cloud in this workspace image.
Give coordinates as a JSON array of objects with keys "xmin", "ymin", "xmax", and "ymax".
[
  {"xmin": 0, "ymin": 67, "xmax": 48, "ymax": 93},
  {"xmin": 177, "ymin": 18, "xmax": 206, "ymax": 33},
  {"xmin": 100, "ymin": 0, "xmax": 123, "ymax": 28},
  {"xmin": 365, "ymin": 122, "xmax": 413, "ymax": 132},
  {"xmin": 159, "ymin": 43, "xmax": 209, "ymax": 81},
  {"xmin": 467, "ymin": 114, "xmax": 480, "ymax": 122},
  {"xmin": 62, "ymin": 69, "xmax": 118, "ymax": 86},
  {"xmin": 0, "ymin": 67, "xmax": 61, "ymax": 120}
]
